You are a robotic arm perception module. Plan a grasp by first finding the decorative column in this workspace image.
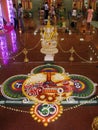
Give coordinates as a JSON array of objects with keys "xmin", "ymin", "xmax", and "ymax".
[
  {"xmin": 0, "ymin": 0, "xmax": 3, "ymax": 29},
  {"xmin": 0, "ymin": 0, "xmax": 17, "ymax": 64},
  {"xmin": 6, "ymin": 0, "xmax": 14, "ymax": 24}
]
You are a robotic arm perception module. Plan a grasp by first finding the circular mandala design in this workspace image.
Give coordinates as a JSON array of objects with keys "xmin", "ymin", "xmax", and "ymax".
[
  {"xmin": 69, "ymin": 74, "xmax": 96, "ymax": 98},
  {"xmin": 22, "ymin": 72, "xmax": 73, "ymax": 103},
  {"xmin": 1, "ymin": 75, "xmax": 28, "ymax": 100},
  {"xmin": 30, "ymin": 103, "xmax": 63, "ymax": 126},
  {"xmin": 30, "ymin": 64, "xmax": 65, "ymax": 74}
]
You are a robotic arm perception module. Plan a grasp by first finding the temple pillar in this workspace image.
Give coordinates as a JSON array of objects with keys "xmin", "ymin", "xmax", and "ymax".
[
  {"xmin": 1, "ymin": 0, "xmax": 9, "ymax": 23},
  {"xmin": 1, "ymin": 0, "xmax": 14, "ymax": 24}
]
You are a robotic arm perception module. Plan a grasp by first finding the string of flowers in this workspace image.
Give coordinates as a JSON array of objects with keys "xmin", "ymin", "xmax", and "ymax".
[
  {"xmin": 64, "ymin": 95, "xmax": 98, "ymax": 111},
  {"xmin": 0, "ymin": 95, "xmax": 98, "ymax": 114},
  {"xmin": 0, "ymin": 104, "xmax": 30, "ymax": 114}
]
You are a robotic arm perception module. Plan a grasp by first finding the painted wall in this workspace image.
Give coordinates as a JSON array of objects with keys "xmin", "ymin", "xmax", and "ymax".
[
  {"xmin": 32, "ymin": 0, "xmax": 41, "ymax": 14},
  {"xmin": 63, "ymin": 0, "xmax": 73, "ymax": 18},
  {"xmin": 32, "ymin": 0, "xmax": 41, "ymax": 25}
]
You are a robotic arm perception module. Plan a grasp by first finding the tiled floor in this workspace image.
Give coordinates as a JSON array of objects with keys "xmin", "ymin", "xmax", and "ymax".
[{"xmin": 0, "ymin": 18, "xmax": 98, "ymax": 130}]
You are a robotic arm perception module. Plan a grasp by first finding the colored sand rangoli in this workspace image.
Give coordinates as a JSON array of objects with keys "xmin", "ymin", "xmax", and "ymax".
[{"xmin": 1, "ymin": 64, "xmax": 97, "ymax": 126}]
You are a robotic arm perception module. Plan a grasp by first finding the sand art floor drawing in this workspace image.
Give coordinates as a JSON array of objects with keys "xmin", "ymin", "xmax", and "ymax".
[{"xmin": 0, "ymin": 64, "xmax": 98, "ymax": 126}]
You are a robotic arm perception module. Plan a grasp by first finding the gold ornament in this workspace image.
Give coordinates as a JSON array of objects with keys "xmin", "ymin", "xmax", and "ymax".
[
  {"xmin": 69, "ymin": 47, "xmax": 75, "ymax": 54},
  {"xmin": 69, "ymin": 47, "xmax": 75, "ymax": 61},
  {"xmin": 69, "ymin": 55, "xmax": 74, "ymax": 61},
  {"xmin": 92, "ymin": 116, "xmax": 98, "ymax": 130},
  {"xmin": 23, "ymin": 48, "xmax": 29, "ymax": 62}
]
